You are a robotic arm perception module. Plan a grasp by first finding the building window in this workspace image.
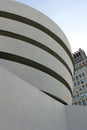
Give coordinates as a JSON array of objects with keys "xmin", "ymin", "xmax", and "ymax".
[
  {"xmin": 82, "ymin": 99, "xmax": 86, "ymax": 106},
  {"xmin": 82, "ymin": 73, "xmax": 85, "ymax": 77},
  {"xmin": 82, "ymin": 85, "xmax": 85, "ymax": 87},
  {"xmin": 79, "ymin": 52, "xmax": 81, "ymax": 56},
  {"xmin": 73, "ymin": 95, "xmax": 76, "ymax": 98},
  {"xmin": 74, "ymin": 55, "xmax": 76, "ymax": 58},
  {"xmin": 76, "ymin": 75, "xmax": 78, "ymax": 80},
  {"xmin": 80, "ymin": 79, "xmax": 84, "ymax": 84},
  {"xmin": 81, "ymin": 93, "xmax": 84, "ymax": 97},
  {"xmin": 74, "ymin": 82, "xmax": 77, "ymax": 86},
  {"xmin": 76, "ymin": 89, "xmax": 78, "ymax": 93},
  {"xmin": 77, "ymin": 81, "xmax": 80, "ymax": 85},
  {"xmin": 83, "ymin": 62, "xmax": 85, "ymax": 65},
  {"xmin": 77, "ymin": 94, "xmax": 80, "ymax": 98},
  {"xmin": 79, "ymin": 74, "xmax": 82, "ymax": 78},
  {"xmin": 82, "ymin": 85, "xmax": 85, "ymax": 88},
  {"xmin": 78, "ymin": 101, "xmax": 82, "ymax": 105},
  {"xmin": 76, "ymin": 91, "xmax": 78, "ymax": 94},
  {"xmin": 75, "ymin": 65, "xmax": 78, "ymax": 69},
  {"xmin": 75, "ymin": 102, "xmax": 77, "ymax": 105},
  {"xmin": 84, "ymin": 92, "xmax": 87, "ymax": 97},
  {"xmin": 79, "ymin": 88, "xmax": 82, "ymax": 91}
]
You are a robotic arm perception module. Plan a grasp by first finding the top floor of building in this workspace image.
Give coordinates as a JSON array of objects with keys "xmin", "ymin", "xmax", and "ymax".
[{"xmin": 73, "ymin": 48, "xmax": 86, "ymax": 64}]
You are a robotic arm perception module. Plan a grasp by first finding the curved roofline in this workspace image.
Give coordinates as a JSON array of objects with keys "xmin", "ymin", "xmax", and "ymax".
[{"xmin": 0, "ymin": 11, "xmax": 74, "ymax": 71}]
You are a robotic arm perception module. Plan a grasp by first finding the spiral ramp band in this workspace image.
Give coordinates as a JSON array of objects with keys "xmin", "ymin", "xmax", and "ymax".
[{"xmin": 0, "ymin": 0, "xmax": 74, "ymax": 105}]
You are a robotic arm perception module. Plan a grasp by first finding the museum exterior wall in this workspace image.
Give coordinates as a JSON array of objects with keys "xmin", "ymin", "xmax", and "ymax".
[{"xmin": 0, "ymin": 0, "xmax": 74, "ymax": 104}]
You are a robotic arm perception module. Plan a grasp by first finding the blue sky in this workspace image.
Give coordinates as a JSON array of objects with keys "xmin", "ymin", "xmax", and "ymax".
[{"xmin": 16, "ymin": 0, "xmax": 87, "ymax": 54}]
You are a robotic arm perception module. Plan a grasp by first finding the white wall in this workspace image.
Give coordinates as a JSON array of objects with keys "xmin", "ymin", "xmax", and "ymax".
[
  {"xmin": 0, "ymin": 0, "xmax": 74, "ymax": 104},
  {"xmin": 0, "ymin": 65, "xmax": 67, "ymax": 130},
  {"xmin": 65, "ymin": 105, "xmax": 87, "ymax": 130}
]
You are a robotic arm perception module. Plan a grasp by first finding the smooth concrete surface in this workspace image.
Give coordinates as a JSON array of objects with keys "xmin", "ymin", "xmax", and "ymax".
[
  {"xmin": 65, "ymin": 105, "xmax": 87, "ymax": 130},
  {"xmin": 0, "ymin": 0, "xmax": 74, "ymax": 104},
  {"xmin": 0, "ymin": 65, "xmax": 87, "ymax": 130},
  {"xmin": 0, "ymin": 65, "xmax": 67, "ymax": 130},
  {"xmin": 0, "ymin": 59, "xmax": 72, "ymax": 104},
  {"xmin": 0, "ymin": 35, "xmax": 73, "ymax": 87},
  {"xmin": 0, "ymin": 17, "xmax": 73, "ymax": 73}
]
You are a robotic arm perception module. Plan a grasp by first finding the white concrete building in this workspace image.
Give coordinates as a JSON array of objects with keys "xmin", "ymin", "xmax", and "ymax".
[{"xmin": 0, "ymin": 1, "xmax": 87, "ymax": 130}]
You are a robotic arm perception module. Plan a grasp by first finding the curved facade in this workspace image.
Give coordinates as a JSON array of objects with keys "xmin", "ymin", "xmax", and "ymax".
[{"xmin": 0, "ymin": 1, "xmax": 74, "ymax": 104}]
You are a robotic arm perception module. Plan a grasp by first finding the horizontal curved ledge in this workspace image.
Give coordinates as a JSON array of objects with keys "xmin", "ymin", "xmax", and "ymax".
[
  {"xmin": 41, "ymin": 90, "xmax": 68, "ymax": 105},
  {"xmin": 0, "ymin": 51, "xmax": 72, "ymax": 94},
  {"xmin": 0, "ymin": 11, "xmax": 74, "ymax": 70},
  {"xmin": 0, "ymin": 30, "xmax": 73, "ymax": 79}
]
